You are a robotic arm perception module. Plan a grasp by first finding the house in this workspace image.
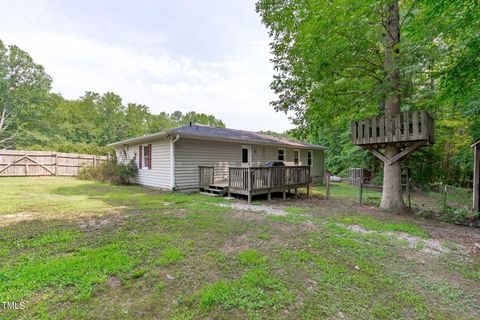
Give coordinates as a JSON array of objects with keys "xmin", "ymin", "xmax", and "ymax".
[
  {"xmin": 108, "ymin": 124, "xmax": 325, "ymax": 199},
  {"xmin": 472, "ymin": 139, "xmax": 480, "ymax": 211}
]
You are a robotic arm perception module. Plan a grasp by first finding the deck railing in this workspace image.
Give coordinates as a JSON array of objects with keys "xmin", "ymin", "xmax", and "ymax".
[
  {"xmin": 351, "ymin": 110, "xmax": 434, "ymax": 146},
  {"xmin": 199, "ymin": 166, "xmax": 214, "ymax": 187},
  {"xmin": 228, "ymin": 166, "xmax": 310, "ymax": 193}
]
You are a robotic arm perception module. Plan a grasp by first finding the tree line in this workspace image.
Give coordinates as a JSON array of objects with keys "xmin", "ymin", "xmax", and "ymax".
[{"xmin": 0, "ymin": 40, "xmax": 225, "ymax": 155}]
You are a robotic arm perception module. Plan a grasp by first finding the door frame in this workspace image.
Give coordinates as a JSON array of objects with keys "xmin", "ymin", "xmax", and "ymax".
[{"xmin": 241, "ymin": 145, "xmax": 252, "ymax": 167}]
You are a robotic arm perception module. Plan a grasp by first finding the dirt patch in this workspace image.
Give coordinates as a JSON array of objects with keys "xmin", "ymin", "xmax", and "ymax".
[
  {"xmin": 220, "ymin": 232, "xmax": 252, "ymax": 254},
  {"xmin": 78, "ymin": 217, "xmax": 116, "ymax": 230},
  {"xmin": 344, "ymin": 224, "xmax": 449, "ymax": 255},
  {"xmin": 232, "ymin": 210, "xmax": 267, "ymax": 222},
  {"xmin": 0, "ymin": 212, "xmax": 40, "ymax": 226},
  {"xmin": 106, "ymin": 276, "xmax": 122, "ymax": 288},
  {"xmin": 218, "ymin": 203, "xmax": 288, "ymax": 216}
]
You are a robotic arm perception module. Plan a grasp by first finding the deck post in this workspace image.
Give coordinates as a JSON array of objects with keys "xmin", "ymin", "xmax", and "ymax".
[
  {"xmin": 306, "ymin": 185, "xmax": 309, "ymax": 196},
  {"xmin": 283, "ymin": 190, "xmax": 286, "ymax": 200},
  {"xmin": 294, "ymin": 188, "xmax": 297, "ymax": 196},
  {"xmin": 228, "ymin": 168, "xmax": 231, "ymax": 197},
  {"xmin": 268, "ymin": 191, "xmax": 271, "ymax": 201},
  {"xmin": 248, "ymin": 193, "xmax": 252, "ymax": 203}
]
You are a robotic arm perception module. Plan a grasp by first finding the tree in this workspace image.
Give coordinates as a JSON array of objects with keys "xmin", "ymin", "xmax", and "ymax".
[
  {"xmin": 0, "ymin": 40, "xmax": 52, "ymax": 146},
  {"xmin": 256, "ymin": 0, "xmax": 479, "ymax": 209},
  {"xmin": 381, "ymin": 0, "xmax": 405, "ymax": 210}
]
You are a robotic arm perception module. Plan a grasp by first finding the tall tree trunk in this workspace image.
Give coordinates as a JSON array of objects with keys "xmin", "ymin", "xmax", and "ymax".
[{"xmin": 380, "ymin": 0, "xmax": 407, "ymax": 211}]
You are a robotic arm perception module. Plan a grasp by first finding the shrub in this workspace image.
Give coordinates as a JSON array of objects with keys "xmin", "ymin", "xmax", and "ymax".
[
  {"xmin": 442, "ymin": 206, "xmax": 480, "ymax": 226},
  {"xmin": 78, "ymin": 155, "xmax": 137, "ymax": 185}
]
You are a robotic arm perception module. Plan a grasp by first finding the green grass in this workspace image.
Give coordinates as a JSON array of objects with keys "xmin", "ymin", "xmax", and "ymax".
[
  {"xmin": 237, "ymin": 249, "xmax": 267, "ymax": 266},
  {"xmin": 196, "ymin": 266, "xmax": 292, "ymax": 311},
  {"xmin": 0, "ymin": 177, "xmax": 478, "ymax": 319},
  {"xmin": 283, "ymin": 206, "xmax": 306, "ymax": 214},
  {"xmin": 157, "ymin": 247, "xmax": 185, "ymax": 266},
  {"xmin": 337, "ymin": 215, "xmax": 430, "ymax": 238}
]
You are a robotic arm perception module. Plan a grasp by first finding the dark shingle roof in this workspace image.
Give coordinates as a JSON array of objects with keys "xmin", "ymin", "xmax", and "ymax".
[{"xmin": 168, "ymin": 124, "xmax": 325, "ymax": 149}]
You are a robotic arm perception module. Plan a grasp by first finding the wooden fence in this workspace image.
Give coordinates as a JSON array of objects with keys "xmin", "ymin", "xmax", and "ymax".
[{"xmin": 0, "ymin": 150, "xmax": 108, "ymax": 177}]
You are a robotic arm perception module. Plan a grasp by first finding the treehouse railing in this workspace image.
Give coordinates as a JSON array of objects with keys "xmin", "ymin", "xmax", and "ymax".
[{"xmin": 351, "ymin": 110, "xmax": 434, "ymax": 146}]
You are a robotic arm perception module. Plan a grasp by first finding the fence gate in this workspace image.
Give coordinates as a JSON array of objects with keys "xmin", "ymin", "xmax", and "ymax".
[{"xmin": 0, "ymin": 150, "xmax": 107, "ymax": 177}]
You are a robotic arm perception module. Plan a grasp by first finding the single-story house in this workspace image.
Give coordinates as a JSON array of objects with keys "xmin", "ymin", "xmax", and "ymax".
[{"xmin": 108, "ymin": 124, "xmax": 325, "ymax": 192}]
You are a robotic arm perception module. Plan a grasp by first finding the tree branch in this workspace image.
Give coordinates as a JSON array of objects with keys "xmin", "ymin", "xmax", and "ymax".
[{"xmin": 400, "ymin": 0, "xmax": 416, "ymax": 28}]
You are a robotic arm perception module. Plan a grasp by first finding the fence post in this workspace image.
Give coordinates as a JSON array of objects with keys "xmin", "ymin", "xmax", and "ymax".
[
  {"xmin": 326, "ymin": 175, "xmax": 330, "ymax": 200},
  {"xmin": 443, "ymin": 184, "xmax": 448, "ymax": 213},
  {"xmin": 54, "ymin": 153, "xmax": 58, "ymax": 176},
  {"xmin": 359, "ymin": 183, "xmax": 363, "ymax": 204},
  {"xmin": 407, "ymin": 178, "xmax": 411, "ymax": 209},
  {"xmin": 93, "ymin": 155, "xmax": 97, "ymax": 167}
]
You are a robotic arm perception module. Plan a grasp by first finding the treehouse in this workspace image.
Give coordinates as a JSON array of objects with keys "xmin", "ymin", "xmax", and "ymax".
[{"xmin": 351, "ymin": 110, "xmax": 434, "ymax": 166}]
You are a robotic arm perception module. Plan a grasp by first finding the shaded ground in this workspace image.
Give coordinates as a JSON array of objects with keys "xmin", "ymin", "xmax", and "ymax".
[{"xmin": 0, "ymin": 177, "xmax": 478, "ymax": 319}]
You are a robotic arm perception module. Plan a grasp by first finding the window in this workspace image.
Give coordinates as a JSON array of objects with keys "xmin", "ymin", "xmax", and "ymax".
[
  {"xmin": 143, "ymin": 145, "xmax": 150, "ymax": 168},
  {"xmin": 294, "ymin": 150, "xmax": 300, "ymax": 165},
  {"xmin": 138, "ymin": 144, "xmax": 152, "ymax": 169},
  {"xmin": 277, "ymin": 148, "xmax": 285, "ymax": 161},
  {"xmin": 307, "ymin": 151, "xmax": 312, "ymax": 166}
]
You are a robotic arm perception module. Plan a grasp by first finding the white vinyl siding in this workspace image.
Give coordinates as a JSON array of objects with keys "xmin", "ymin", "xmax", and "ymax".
[
  {"xmin": 174, "ymin": 138, "xmax": 325, "ymax": 190},
  {"xmin": 116, "ymin": 137, "xmax": 325, "ymax": 190},
  {"xmin": 115, "ymin": 139, "xmax": 171, "ymax": 189},
  {"xmin": 175, "ymin": 138, "xmax": 241, "ymax": 190}
]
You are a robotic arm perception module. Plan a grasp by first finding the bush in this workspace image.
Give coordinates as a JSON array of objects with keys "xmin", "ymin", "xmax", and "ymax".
[
  {"xmin": 78, "ymin": 156, "xmax": 137, "ymax": 185},
  {"xmin": 442, "ymin": 206, "xmax": 480, "ymax": 226}
]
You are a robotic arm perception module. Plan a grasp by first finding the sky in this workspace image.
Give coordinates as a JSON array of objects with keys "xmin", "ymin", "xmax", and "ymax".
[{"xmin": 0, "ymin": 0, "xmax": 294, "ymax": 132}]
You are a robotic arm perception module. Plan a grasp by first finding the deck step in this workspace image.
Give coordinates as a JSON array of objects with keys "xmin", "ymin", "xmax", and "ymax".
[
  {"xmin": 203, "ymin": 187, "xmax": 227, "ymax": 193},
  {"xmin": 199, "ymin": 192, "xmax": 221, "ymax": 197},
  {"xmin": 208, "ymin": 185, "xmax": 228, "ymax": 190}
]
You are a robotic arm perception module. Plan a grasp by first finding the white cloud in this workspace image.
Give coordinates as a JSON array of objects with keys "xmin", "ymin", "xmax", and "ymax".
[{"xmin": 0, "ymin": 0, "xmax": 294, "ymax": 132}]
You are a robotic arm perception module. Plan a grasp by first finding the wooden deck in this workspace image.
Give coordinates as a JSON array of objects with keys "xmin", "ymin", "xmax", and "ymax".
[
  {"xmin": 199, "ymin": 165, "xmax": 310, "ymax": 202},
  {"xmin": 351, "ymin": 110, "xmax": 434, "ymax": 148}
]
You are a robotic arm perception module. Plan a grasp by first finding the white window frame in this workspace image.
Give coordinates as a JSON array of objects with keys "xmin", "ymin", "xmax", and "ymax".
[
  {"xmin": 307, "ymin": 150, "xmax": 313, "ymax": 166},
  {"xmin": 143, "ymin": 144, "xmax": 150, "ymax": 170},
  {"xmin": 294, "ymin": 149, "xmax": 300, "ymax": 165},
  {"xmin": 241, "ymin": 145, "xmax": 252, "ymax": 167},
  {"xmin": 277, "ymin": 148, "xmax": 286, "ymax": 161}
]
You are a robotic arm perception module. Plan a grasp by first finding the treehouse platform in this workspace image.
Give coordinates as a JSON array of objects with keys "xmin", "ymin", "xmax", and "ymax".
[{"xmin": 351, "ymin": 110, "xmax": 434, "ymax": 148}]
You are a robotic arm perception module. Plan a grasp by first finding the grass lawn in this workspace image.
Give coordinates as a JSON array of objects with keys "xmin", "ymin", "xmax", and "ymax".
[{"xmin": 0, "ymin": 177, "xmax": 479, "ymax": 319}]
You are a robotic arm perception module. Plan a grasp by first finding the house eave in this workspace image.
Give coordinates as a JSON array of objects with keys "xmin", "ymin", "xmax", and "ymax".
[
  {"xmin": 171, "ymin": 134, "xmax": 327, "ymax": 150},
  {"xmin": 108, "ymin": 131, "xmax": 326, "ymax": 150},
  {"xmin": 107, "ymin": 132, "xmax": 167, "ymax": 147}
]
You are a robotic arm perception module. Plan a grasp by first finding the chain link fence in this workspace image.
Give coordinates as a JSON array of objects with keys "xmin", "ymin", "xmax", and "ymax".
[{"xmin": 320, "ymin": 177, "xmax": 479, "ymax": 226}]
